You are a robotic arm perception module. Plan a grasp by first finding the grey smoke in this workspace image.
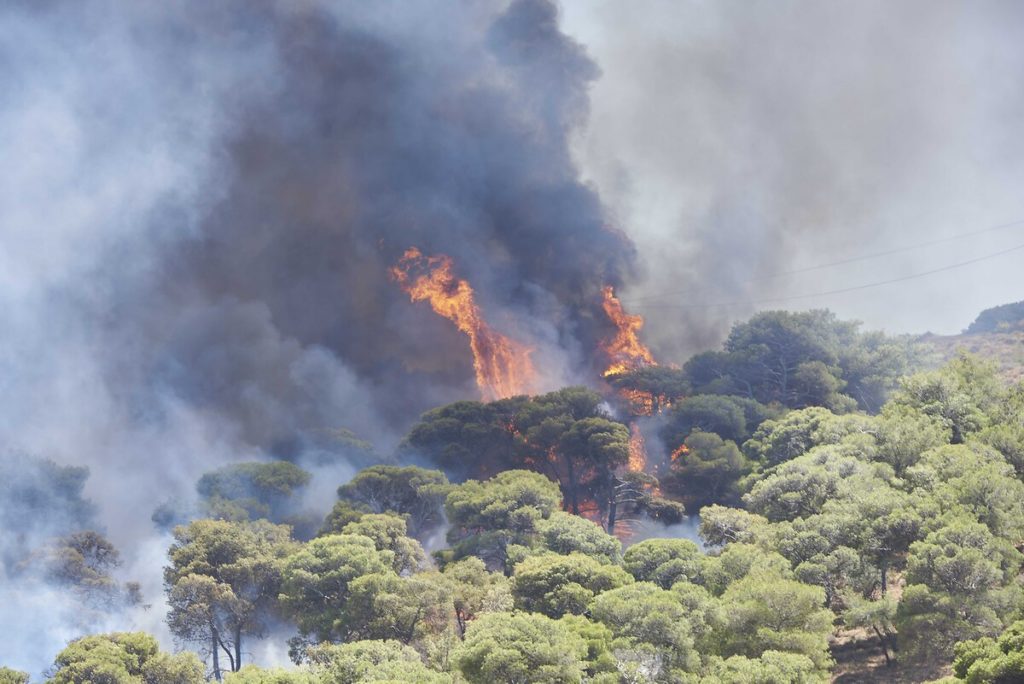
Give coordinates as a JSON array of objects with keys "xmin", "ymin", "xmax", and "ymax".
[
  {"xmin": 0, "ymin": 0, "xmax": 632, "ymax": 674},
  {"xmin": 564, "ymin": 0, "xmax": 1024, "ymax": 359}
]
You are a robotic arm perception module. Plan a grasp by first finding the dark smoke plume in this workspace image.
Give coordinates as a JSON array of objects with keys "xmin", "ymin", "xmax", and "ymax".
[{"xmin": 0, "ymin": 0, "xmax": 632, "ymax": 671}]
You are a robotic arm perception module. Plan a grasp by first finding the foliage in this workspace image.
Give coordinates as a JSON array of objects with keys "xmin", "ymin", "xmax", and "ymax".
[
  {"xmin": 892, "ymin": 353, "xmax": 1004, "ymax": 443},
  {"xmin": 510, "ymin": 552, "xmax": 633, "ymax": 618},
  {"xmin": 444, "ymin": 470, "xmax": 562, "ymax": 572},
  {"xmin": 952, "ymin": 620, "xmax": 1024, "ymax": 683},
  {"xmin": 742, "ymin": 407, "xmax": 838, "ymax": 467},
  {"xmin": 661, "ymin": 394, "xmax": 774, "ymax": 447},
  {"xmin": 605, "ymin": 366, "xmax": 690, "ymax": 415},
  {"xmin": 331, "ymin": 465, "xmax": 450, "ymax": 539},
  {"xmin": 49, "ymin": 632, "xmax": 204, "ymax": 684},
  {"xmin": 403, "ymin": 388, "xmax": 633, "ymax": 526},
  {"xmin": 0, "ymin": 670, "xmax": 27, "ymax": 684},
  {"xmin": 535, "ymin": 511, "xmax": 621, "ymax": 563},
  {"xmin": 453, "ymin": 612, "xmax": 588, "ymax": 684},
  {"xmin": 682, "ymin": 310, "xmax": 915, "ymax": 411},
  {"xmin": 715, "ymin": 570, "xmax": 834, "ymax": 670},
  {"xmin": 662, "ymin": 431, "xmax": 751, "ymax": 509},
  {"xmin": 589, "ymin": 582, "xmax": 699, "ymax": 677},
  {"xmin": 0, "ymin": 454, "xmax": 96, "ymax": 569},
  {"xmin": 443, "ymin": 557, "xmax": 513, "ymax": 638},
  {"xmin": 164, "ymin": 519, "xmax": 295, "ymax": 678},
  {"xmin": 197, "ymin": 461, "xmax": 312, "ymax": 523},
  {"xmin": 278, "ymin": 533, "xmax": 393, "ymax": 644},
  {"xmin": 340, "ymin": 514, "xmax": 427, "ymax": 575},
  {"xmin": 703, "ymin": 651, "xmax": 824, "ymax": 683},
  {"xmin": 622, "ymin": 538, "xmax": 703, "ymax": 589},
  {"xmin": 307, "ymin": 640, "xmax": 450, "ymax": 683},
  {"xmin": 33, "ymin": 530, "xmax": 141, "ymax": 608},
  {"xmin": 224, "ymin": 665, "xmax": 319, "ymax": 683}
]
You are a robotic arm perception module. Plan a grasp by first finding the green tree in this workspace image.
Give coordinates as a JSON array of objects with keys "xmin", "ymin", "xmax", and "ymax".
[
  {"xmin": 343, "ymin": 571, "xmax": 453, "ymax": 645},
  {"xmin": 443, "ymin": 557, "xmax": 513, "ymax": 638},
  {"xmin": 197, "ymin": 461, "xmax": 311, "ymax": 523},
  {"xmin": 661, "ymin": 394, "xmax": 772, "ymax": 447},
  {"xmin": 605, "ymin": 366, "xmax": 690, "ymax": 416},
  {"xmin": 164, "ymin": 519, "xmax": 294, "ymax": 679},
  {"xmin": 875, "ymin": 404, "xmax": 950, "ymax": 473},
  {"xmin": 703, "ymin": 651, "xmax": 823, "ymax": 683},
  {"xmin": 400, "ymin": 399, "xmax": 528, "ymax": 479},
  {"xmin": 742, "ymin": 407, "xmax": 836, "ymax": 467},
  {"xmin": 893, "ymin": 354, "xmax": 1003, "ymax": 444},
  {"xmin": 444, "ymin": 470, "xmax": 562, "ymax": 572},
  {"xmin": 551, "ymin": 417, "xmax": 630, "ymax": 517},
  {"xmin": 683, "ymin": 309, "xmax": 913, "ymax": 411},
  {"xmin": 536, "ymin": 511, "xmax": 621, "ymax": 564},
  {"xmin": 622, "ymin": 538, "xmax": 704, "ymax": 589},
  {"xmin": 0, "ymin": 455, "xmax": 96, "ymax": 570},
  {"xmin": 340, "ymin": 514, "xmax": 427, "ymax": 575},
  {"xmin": 307, "ymin": 640, "xmax": 451, "ymax": 683},
  {"xmin": 331, "ymin": 466, "xmax": 450, "ymax": 539},
  {"xmin": 663, "ymin": 431, "xmax": 751, "ymax": 509},
  {"xmin": 590, "ymin": 582, "xmax": 698, "ymax": 678},
  {"xmin": 699, "ymin": 506, "xmax": 770, "ymax": 547},
  {"xmin": 716, "ymin": 570, "xmax": 834, "ymax": 670},
  {"xmin": 952, "ymin": 620, "xmax": 1024, "ymax": 683},
  {"xmin": 511, "ymin": 553, "xmax": 633, "ymax": 618},
  {"xmin": 842, "ymin": 595, "xmax": 899, "ymax": 666},
  {"xmin": 48, "ymin": 632, "xmax": 204, "ymax": 684},
  {"xmin": 453, "ymin": 612, "xmax": 588, "ymax": 684},
  {"xmin": 34, "ymin": 530, "xmax": 141, "ymax": 608},
  {"xmin": 223, "ymin": 666, "xmax": 319, "ymax": 683},
  {"xmin": 897, "ymin": 518, "xmax": 1020, "ymax": 660},
  {"xmin": 0, "ymin": 669, "xmax": 28, "ymax": 684},
  {"xmin": 278, "ymin": 534, "xmax": 393, "ymax": 646}
]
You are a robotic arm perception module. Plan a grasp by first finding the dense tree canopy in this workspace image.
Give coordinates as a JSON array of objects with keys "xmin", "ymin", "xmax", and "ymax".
[
  {"xmin": 683, "ymin": 310, "xmax": 916, "ymax": 412},
  {"xmin": 22, "ymin": 306, "xmax": 1024, "ymax": 684}
]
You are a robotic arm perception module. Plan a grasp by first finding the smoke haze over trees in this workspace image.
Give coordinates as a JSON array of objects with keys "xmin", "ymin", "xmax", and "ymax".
[{"xmin": 4, "ymin": 0, "xmax": 1024, "ymax": 681}]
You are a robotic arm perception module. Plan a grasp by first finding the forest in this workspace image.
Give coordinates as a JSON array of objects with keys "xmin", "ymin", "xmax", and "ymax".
[{"xmin": 6, "ymin": 306, "xmax": 1024, "ymax": 684}]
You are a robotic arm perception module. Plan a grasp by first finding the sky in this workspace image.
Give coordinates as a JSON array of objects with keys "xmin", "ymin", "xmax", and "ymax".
[{"xmin": 562, "ymin": 0, "xmax": 1024, "ymax": 358}]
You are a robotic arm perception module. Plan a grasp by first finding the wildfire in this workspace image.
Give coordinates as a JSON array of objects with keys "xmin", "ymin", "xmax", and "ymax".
[
  {"xmin": 390, "ymin": 247, "xmax": 536, "ymax": 401},
  {"xmin": 628, "ymin": 423, "xmax": 648, "ymax": 472},
  {"xmin": 670, "ymin": 443, "xmax": 690, "ymax": 462},
  {"xmin": 601, "ymin": 285, "xmax": 656, "ymax": 377}
]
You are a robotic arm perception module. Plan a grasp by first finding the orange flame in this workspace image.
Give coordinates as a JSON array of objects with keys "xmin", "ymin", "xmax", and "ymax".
[
  {"xmin": 628, "ymin": 423, "xmax": 648, "ymax": 472},
  {"xmin": 390, "ymin": 247, "xmax": 535, "ymax": 401},
  {"xmin": 670, "ymin": 444, "xmax": 690, "ymax": 462},
  {"xmin": 601, "ymin": 286, "xmax": 656, "ymax": 377}
]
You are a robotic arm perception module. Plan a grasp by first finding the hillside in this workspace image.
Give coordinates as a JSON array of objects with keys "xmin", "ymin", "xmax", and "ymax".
[{"xmin": 921, "ymin": 300, "xmax": 1024, "ymax": 384}]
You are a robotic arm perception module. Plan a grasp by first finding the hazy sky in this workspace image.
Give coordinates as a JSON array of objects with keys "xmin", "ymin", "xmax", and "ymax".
[{"xmin": 562, "ymin": 0, "xmax": 1024, "ymax": 358}]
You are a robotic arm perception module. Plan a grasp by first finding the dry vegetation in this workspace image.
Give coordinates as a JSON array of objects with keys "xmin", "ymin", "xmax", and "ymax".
[{"xmin": 922, "ymin": 330, "xmax": 1024, "ymax": 384}]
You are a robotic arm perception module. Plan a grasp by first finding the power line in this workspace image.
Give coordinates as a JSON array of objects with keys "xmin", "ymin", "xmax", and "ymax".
[
  {"xmin": 630, "ymin": 239, "xmax": 1024, "ymax": 310},
  {"xmin": 624, "ymin": 217, "xmax": 1024, "ymax": 304}
]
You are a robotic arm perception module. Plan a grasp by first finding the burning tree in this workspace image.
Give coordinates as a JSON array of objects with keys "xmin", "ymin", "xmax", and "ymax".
[{"xmin": 390, "ymin": 247, "xmax": 536, "ymax": 401}]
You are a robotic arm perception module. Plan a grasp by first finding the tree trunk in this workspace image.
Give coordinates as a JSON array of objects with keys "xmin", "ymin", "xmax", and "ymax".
[
  {"xmin": 871, "ymin": 625, "xmax": 892, "ymax": 666},
  {"xmin": 606, "ymin": 485, "xmax": 618, "ymax": 535},
  {"xmin": 566, "ymin": 457, "xmax": 579, "ymax": 515},
  {"xmin": 211, "ymin": 628, "xmax": 222, "ymax": 681},
  {"xmin": 234, "ymin": 627, "xmax": 242, "ymax": 672}
]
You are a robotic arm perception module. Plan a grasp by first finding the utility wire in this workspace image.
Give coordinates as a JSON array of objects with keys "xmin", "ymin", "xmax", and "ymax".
[
  {"xmin": 624, "ymin": 217, "xmax": 1024, "ymax": 304},
  {"xmin": 630, "ymin": 239, "xmax": 1024, "ymax": 310}
]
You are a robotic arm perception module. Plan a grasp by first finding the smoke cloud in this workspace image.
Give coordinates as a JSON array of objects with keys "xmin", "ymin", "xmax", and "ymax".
[
  {"xmin": 7, "ymin": 0, "xmax": 1024, "ymax": 674},
  {"xmin": 0, "ymin": 0, "xmax": 633, "ymax": 672},
  {"xmin": 564, "ymin": 0, "xmax": 1024, "ymax": 358}
]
